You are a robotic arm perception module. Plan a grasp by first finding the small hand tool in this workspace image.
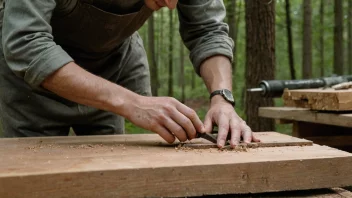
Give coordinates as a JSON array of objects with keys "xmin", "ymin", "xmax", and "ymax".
[{"xmin": 195, "ymin": 131, "xmax": 231, "ymax": 144}]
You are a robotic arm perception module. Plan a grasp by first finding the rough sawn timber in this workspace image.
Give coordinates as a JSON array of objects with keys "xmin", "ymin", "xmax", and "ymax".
[
  {"xmin": 0, "ymin": 132, "xmax": 352, "ymax": 198},
  {"xmin": 283, "ymin": 88, "xmax": 352, "ymax": 111}
]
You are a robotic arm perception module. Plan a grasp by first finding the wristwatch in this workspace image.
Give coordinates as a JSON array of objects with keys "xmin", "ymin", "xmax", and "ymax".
[{"xmin": 210, "ymin": 89, "xmax": 235, "ymax": 107}]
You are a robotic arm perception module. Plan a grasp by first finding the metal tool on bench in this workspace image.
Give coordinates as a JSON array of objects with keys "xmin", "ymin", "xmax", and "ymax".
[{"xmin": 247, "ymin": 75, "xmax": 352, "ymax": 97}]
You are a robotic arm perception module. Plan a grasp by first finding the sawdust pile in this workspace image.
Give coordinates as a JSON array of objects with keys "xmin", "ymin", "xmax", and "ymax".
[
  {"xmin": 175, "ymin": 143, "xmax": 259, "ymax": 153},
  {"xmin": 25, "ymin": 142, "xmax": 126, "ymax": 153}
]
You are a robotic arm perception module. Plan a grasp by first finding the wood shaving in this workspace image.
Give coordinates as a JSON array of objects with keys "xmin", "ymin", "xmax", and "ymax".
[{"xmin": 25, "ymin": 143, "xmax": 126, "ymax": 152}]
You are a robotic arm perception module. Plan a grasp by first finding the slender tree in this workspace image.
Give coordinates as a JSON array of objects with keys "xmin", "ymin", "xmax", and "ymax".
[
  {"xmin": 319, "ymin": 0, "xmax": 325, "ymax": 77},
  {"xmin": 285, "ymin": 0, "xmax": 296, "ymax": 80},
  {"xmin": 227, "ymin": 0, "xmax": 237, "ymax": 75},
  {"xmin": 234, "ymin": 0, "xmax": 242, "ymax": 41},
  {"xmin": 302, "ymin": 0, "xmax": 312, "ymax": 79},
  {"xmin": 148, "ymin": 15, "xmax": 158, "ymax": 96},
  {"xmin": 348, "ymin": 0, "xmax": 352, "ymax": 74},
  {"xmin": 180, "ymin": 43, "xmax": 185, "ymax": 103},
  {"xmin": 334, "ymin": 0, "xmax": 344, "ymax": 75},
  {"xmin": 168, "ymin": 10, "xmax": 174, "ymax": 97},
  {"xmin": 245, "ymin": 0, "xmax": 275, "ymax": 132},
  {"xmin": 159, "ymin": 10, "xmax": 165, "ymax": 89}
]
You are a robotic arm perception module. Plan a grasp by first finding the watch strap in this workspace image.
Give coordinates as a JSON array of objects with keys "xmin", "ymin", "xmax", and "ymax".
[
  {"xmin": 210, "ymin": 89, "xmax": 235, "ymax": 107},
  {"xmin": 209, "ymin": 90, "xmax": 223, "ymax": 100}
]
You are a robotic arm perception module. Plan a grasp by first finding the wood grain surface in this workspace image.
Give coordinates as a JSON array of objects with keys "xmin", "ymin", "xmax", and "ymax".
[
  {"xmin": 0, "ymin": 132, "xmax": 351, "ymax": 198},
  {"xmin": 283, "ymin": 88, "xmax": 352, "ymax": 111}
]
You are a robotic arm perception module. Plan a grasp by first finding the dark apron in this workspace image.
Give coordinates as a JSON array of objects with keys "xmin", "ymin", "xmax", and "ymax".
[
  {"xmin": 0, "ymin": 0, "xmax": 153, "ymax": 137},
  {"xmin": 52, "ymin": 0, "xmax": 152, "ymax": 60}
]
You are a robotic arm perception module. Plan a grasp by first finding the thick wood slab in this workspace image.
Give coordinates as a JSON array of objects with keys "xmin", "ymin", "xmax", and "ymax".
[
  {"xmin": 259, "ymin": 106, "xmax": 352, "ymax": 128},
  {"xmin": 283, "ymin": 88, "xmax": 352, "ymax": 111},
  {"xmin": 0, "ymin": 132, "xmax": 352, "ymax": 198}
]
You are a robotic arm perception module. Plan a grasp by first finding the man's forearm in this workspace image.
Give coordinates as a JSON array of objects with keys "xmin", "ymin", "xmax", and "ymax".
[
  {"xmin": 200, "ymin": 55, "xmax": 233, "ymax": 93},
  {"xmin": 42, "ymin": 62, "xmax": 138, "ymax": 118}
]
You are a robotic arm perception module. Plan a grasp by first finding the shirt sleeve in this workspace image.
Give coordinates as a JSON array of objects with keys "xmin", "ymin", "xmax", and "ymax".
[
  {"xmin": 2, "ymin": 0, "xmax": 74, "ymax": 89},
  {"xmin": 177, "ymin": 0, "xmax": 234, "ymax": 75}
]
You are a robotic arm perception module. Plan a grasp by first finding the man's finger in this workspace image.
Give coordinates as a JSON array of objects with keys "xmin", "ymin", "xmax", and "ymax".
[
  {"xmin": 154, "ymin": 125, "xmax": 176, "ymax": 144},
  {"xmin": 216, "ymin": 115, "xmax": 230, "ymax": 148},
  {"xmin": 241, "ymin": 122, "xmax": 252, "ymax": 143},
  {"xmin": 176, "ymin": 103, "xmax": 205, "ymax": 133},
  {"xmin": 164, "ymin": 118, "xmax": 188, "ymax": 142},
  {"xmin": 170, "ymin": 110, "xmax": 197, "ymax": 140},
  {"xmin": 229, "ymin": 118, "xmax": 241, "ymax": 147}
]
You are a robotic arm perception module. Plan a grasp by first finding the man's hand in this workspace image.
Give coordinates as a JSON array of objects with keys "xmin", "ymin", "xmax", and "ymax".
[
  {"xmin": 204, "ymin": 95, "xmax": 260, "ymax": 148},
  {"xmin": 43, "ymin": 62, "xmax": 204, "ymax": 143},
  {"xmin": 199, "ymin": 55, "xmax": 260, "ymax": 148},
  {"xmin": 125, "ymin": 96, "xmax": 205, "ymax": 144}
]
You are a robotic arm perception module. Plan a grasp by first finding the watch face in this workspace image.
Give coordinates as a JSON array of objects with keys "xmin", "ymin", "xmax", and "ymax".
[{"xmin": 223, "ymin": 89, "xmax": 234, "ymax": 102}]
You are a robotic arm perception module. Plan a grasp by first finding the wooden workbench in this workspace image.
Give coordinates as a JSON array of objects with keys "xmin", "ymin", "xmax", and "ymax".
[
  {"xmin": 1, "ymin": 132, "xmax": 352, "ymax": 198},
  {"xmin": 259, "ymin": 107, "xmax": 352, "ymax": 151}
]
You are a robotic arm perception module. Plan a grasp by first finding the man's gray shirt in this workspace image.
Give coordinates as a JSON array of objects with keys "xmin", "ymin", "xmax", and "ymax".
[{"xmin": 1, "ymin": 0, "xmax": 234, "ymax": 90}]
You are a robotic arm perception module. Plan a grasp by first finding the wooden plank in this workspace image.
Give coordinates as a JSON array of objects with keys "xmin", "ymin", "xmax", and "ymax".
[
  {"xmin": 259, "ymin": 107, "xmax": 352, "ymax": 128},
  {"xmin": 283, "ymin": 88, "xmax": 352, "ymax": 111},
  {"xmin": 0, "ymin": 132, "xmax": 352, "ymax": 198}
]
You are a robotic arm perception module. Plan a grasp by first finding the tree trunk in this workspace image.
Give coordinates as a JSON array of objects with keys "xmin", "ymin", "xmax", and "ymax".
[
  {"xmin": 180, "ymin": 43, "xmax": 185, "ymax": 103},
  {"xmin": 245, "ymin": 0, "xmax": 275, "ymax": 132},
  {"xmin": 285, "ymin": 0, "xmax": 296, "ymax": 80},
  {"xmin": 148, "ymin": 15, "xmax": 158, "ymax": 96},
  {"xmin": 227, "ymin": 0, "xmax": 237, "ymax": 76},
  {"xmin": 334, "ymin": 0, "xmax": 343, "ymax": 75},
  {"xmin": 234, "ymin": 1, "xmax": 242, "ymax": 79},
  {"xmin": 302, "ymin": 0, "xmax": 312, "ymax": 79},
  {"xmin": 168, "ymin": 10, "xmax": 174, "ymax": 97},
  {"xmin": 320, "ymin": 0, "xmax": 325, "ymax": 77},
  {"xmin": 159, "ymin": 10, "xmax": 164, "ymax": 89},
  {"xmin": 348, "ymin": 0, "xmax": 352, "ymax": 74}
]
